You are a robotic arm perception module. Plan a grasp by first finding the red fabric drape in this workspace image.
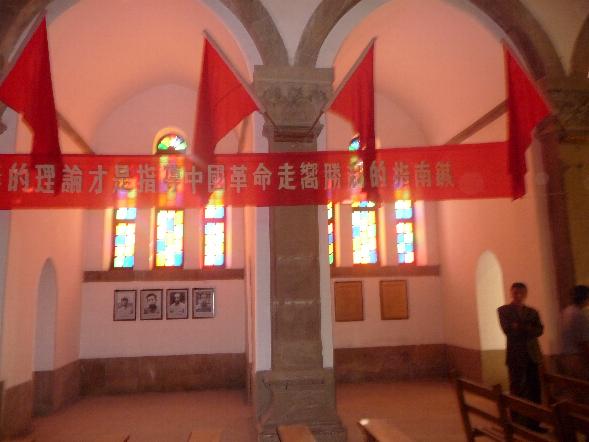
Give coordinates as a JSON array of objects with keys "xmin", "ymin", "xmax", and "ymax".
[
  {"xmin": 193, "ymin": 38, "xmax": 258, "ymax": 166},
  {"xmin": 0, "ymin": 18, "xmax": 61, "ymax": 168},
  {"xmin": 330, "ymin": 43, "xmax": 375, "ymax": 197},
  {"xmin": 504, "ymin": 45, "xmax": 551, "ymax": 199}
]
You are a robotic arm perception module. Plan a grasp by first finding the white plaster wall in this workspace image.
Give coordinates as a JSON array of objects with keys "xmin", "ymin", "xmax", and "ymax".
[
  {"xmin": 332, "ymin": 276, "xmax": 444, "ymax": 348},
  {"xmin": 80, "ymin": 280, "xmax": 245, "ymax": 358},
  {"xmin": 0, "ymin": 209, "xmax": 84, "ymax": 388},
  {"xmin": 437, "ymin": 142, "xmax": 560, "ymax": 354},
  {"xmin": 34, "ymin": 260, "xmax": 59, "ymax": 371}
]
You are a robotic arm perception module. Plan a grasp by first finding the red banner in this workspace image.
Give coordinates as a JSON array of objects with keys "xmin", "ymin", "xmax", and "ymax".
[{"xmin": 0, "ymin": 142, "xmax": 510, "ymax": 208}]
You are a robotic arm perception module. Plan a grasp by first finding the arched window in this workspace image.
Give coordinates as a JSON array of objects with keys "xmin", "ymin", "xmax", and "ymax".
[
  {"xmin": 203, "ymin": 190, "xmax": 226, "ymax": 267},
  {"xmin": 349, "ymin": 137, "xmax": 379, "ymax": 265},
  {"xmin": 112, "ymin": 207, "xmax": 137, "ymax": 268},
  {"xmin": 156, "ymin": 133, "xmax": 188, "ymax": 154}
]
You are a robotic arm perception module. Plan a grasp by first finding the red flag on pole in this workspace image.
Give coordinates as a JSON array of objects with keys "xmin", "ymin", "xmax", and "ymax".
[
  {"xmin": 504, "ymin": 45, "xmax": 551, "ymax": 199},
  {"xmin": 193, "ymin": 36, "xmax": 259, "ymax": 166},
  {"xmin": 329, "ymin": 40, "xmax": 376, "ymax": 196},
  {"xmin": 0, "ymin": 18, "xmax": 61, "ymax": 167}
]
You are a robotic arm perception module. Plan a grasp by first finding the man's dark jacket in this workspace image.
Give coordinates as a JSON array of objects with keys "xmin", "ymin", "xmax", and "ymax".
[{"xmin": 498, "ymin": 303, "xmax": 544, "ymax": 366}]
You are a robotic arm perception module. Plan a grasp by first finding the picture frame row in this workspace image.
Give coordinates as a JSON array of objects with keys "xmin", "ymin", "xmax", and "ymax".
[
  {"xmin": 113, "ymin": 288, "xmax": 215, "ymax": 321},
  {"xmin": 334, "ymin": 280, "xmax": 409, "ymax": 322}
]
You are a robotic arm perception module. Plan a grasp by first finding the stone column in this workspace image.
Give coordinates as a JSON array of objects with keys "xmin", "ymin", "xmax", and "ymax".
[
  {"xmin": 537, "ymin": 87, "xmax": 589, "ymax": 308},
  {"xmin": 252, "ymin": 66, "xmax": 345, "ymax": 442}
]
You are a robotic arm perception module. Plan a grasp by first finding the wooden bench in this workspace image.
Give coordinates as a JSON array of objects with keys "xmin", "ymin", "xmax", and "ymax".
[
  {"xmin": 357, "ymin": 418, "xmax": 414, "ymax": 441},
  {"xmin": 277, "ymin": 424, "xmax": 316, "ymax": 442},
  {"xmin": 554, "ymin": 400, "xmax": 589, "ymax": 442},
  {"xmin": 186, "ymin": 428, "xmax": 223, "ymax": 442},
  {"xmin": 542, "ymin": 372, "xmax": 589, "ymax": 405},
  {"xmin": 500, "ymin": 393, "xmax": 564, "ymax": 442},
  {"xmin": 455, "ymin": 378, "xmax": 507, "ymax": 441}
]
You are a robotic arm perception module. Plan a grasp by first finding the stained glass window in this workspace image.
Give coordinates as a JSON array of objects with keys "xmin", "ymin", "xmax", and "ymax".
[
  {"xmin": 327, "ymin": 201, "xmax": 335, "ymax": 266},
  {"xmin": 348, "ymin": 137, "xmax": 378, "ymax": 264},
  {"xmin": 203, "ymin": 190, "xmax": 225, "ymax": 267},
  {"xmin": 156, "ymin": 133, "xmax": 187, "ymax": 154},
  {"xmin": 395, "ymin": 190, "xmax": 415, "ymax": 264},
  {"xmin": 351, "ymin": 200, "xmax": 378, "ymax": 264},
  {"xmin": 113, "ymin": 207, "xmax": 137, "ymax": 268},
  {"xmin": 155, "ymin": 209, "xmax": 184, "ymax": 267}
]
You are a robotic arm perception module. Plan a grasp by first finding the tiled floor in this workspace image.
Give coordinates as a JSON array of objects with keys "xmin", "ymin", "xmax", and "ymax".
[{"xmin": 16, "ymin": 381, "xmax": 467, "ymax": 441}]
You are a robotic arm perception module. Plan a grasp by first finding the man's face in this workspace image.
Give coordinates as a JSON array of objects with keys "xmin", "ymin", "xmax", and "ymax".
[
  {"xmin": 173, "ymin": 293, "xmax": 181, "ymax": 304},
  {"xmin": 511, "ymin": 287, "xmax": 527, "ymax": 305},
  {"xmin": 147, "ymin": 295, "xmax": 156, "ymax": 306},
  {"xmin": 122, "ymin": 298, "xmax": 128, "ymax": 307}
]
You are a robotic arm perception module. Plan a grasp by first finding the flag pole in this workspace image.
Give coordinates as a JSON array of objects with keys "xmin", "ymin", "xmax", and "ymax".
[
  {"xmin": 305, "ymin": 38, "xmax": 376, "ymax": 137},
  {"xmin": 0, "ymin": 13, "xmax": 45, "ymax": 86},
  {"xmin": 201, "ymin": 31, "xmax": 277, "ymax": 129}
]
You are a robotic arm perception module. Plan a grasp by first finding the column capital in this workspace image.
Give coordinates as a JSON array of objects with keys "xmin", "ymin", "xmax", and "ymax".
[
  {"xmin": 254, "ymin": 65, "xmax": 333, "ymax": 128},
  {"xmin": 549, "ymin": 87, "xmax": 589, "ymax": 142}
]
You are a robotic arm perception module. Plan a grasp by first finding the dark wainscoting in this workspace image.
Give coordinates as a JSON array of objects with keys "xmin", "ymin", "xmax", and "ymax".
[
  {"xmin": 80, "ymin": 353, "xmax": 246, "ymax": 395},
  {"xmin": 334, "ymin": 344, "xmax": 449, "ymax": 382},
  {"xmin": 33, "ymin": 360, "xmax": 81, "ymax": 416},
  {"xmin": 0, "ymin": 380, "xmax": 33, "ymax": 439}
]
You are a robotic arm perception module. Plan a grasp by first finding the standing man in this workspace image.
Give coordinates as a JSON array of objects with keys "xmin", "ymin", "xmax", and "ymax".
[
  {"xmin": 560, "ymin": 285, "xmax": 589, "ymax": 380},
  {"xmin": 498, "ymin": 282, "xmax": 545, "ymax": 431}
]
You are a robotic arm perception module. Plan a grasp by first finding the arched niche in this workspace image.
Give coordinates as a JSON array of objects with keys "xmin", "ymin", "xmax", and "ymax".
[
  {"xmin": 34, "ymin": 258, "xmax": 58, "ymax": 372},
  {"xmin": 475, "ymin": 250, "xmax": 508, "ymax": 387}
]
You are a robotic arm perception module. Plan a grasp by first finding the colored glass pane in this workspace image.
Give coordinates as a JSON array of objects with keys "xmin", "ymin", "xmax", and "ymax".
[
  {"xmin": 395, "ymin": 199, "xmax": 415, "ymax": 265},
  {"xmin": 203, "ymin": 191, "xmax": 225, "ymax": 267},
  {"xmin": 327, "ymin": 201, "xmax": 335, "ymax": 266},
  {"xmin": 112, "ymin": 207, "xmax": 137, "ymax": 269},
  {"xmin": 352, "ymin": 207, "xmax": 378, "ymax": 264},
  {"xmin": 155, "ymin": 209, "xmax": 184, "ymax": 267},
  {"xmin": 156, "ymin": 134, "xmax": 187, "ymax": 153}
]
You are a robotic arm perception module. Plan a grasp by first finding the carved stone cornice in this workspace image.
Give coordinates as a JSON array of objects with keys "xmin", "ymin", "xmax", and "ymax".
[
  {"xmin": 253, "ymin": 65, "xmax": 333, "ymax": 128},
  {"xmin": 549, "ymin": 88, "xmax": 589, "ymax": 142}
]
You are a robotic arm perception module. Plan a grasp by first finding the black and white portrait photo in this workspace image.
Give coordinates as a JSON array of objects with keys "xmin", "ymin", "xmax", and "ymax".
[
  {"xmin": 166, "ymin": 288, "xmax": 188, "ymax": 319},
  {"xmin": 113, "ymin": 290, "xmax": 136, "ymax": 321},
  {"xmin": 140, "ymin": 289, "xmax": 163, "ymax": 320},
  {"xmin": 192, "ymin": 288, "xmax": 215, "ymax": 318}
]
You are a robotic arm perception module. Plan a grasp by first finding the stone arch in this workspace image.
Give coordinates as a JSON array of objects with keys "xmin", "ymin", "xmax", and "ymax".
[
  {"xmin": 213, "ymin": 0, "xmax": 288, "ymax": 66},
  {"xmin": 570, "ymin": 15, "xmax": 589, "ymax": 80},
  {"xmin": 299, "ymin": 0, "xmax": 564, "ymax": 83},
  {"xmin": 34, "ymin": 258, "xmax": 58, "ymax": 373}
]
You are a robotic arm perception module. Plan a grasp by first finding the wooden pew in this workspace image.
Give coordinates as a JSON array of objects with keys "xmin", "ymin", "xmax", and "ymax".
[
  {"xmin": 454, "ymin": 378, "xmax": 507, "ymax": 441},
  {"xmin": 500, "ymin": 393, "xmax": 564, "ymax": 442},
  {"xmin": 542, "ymin": 372, "xmax": 589, "ymax": 405},
  {"xmin": 357, "ymin": 418, "xmax": 414, "ymax": 441},
  {"xmin": 186, "ymin": 428, "xmax": 223, "ymax": 442},
  {"xmin": 554, "ymin": 400, "xmax": 589, "ymax": 442},
  {"xmin": 277, "ymin": 424, "xmax": 316, "ymax": 442}
]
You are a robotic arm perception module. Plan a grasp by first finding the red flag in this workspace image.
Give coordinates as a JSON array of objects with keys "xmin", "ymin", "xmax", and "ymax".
[
  {"xmin": 329, "ymin": 41, "xmax": 375, "ymax": 196},
  {"xmin": 0, "ymin": 18, "xmax": 61, "ymax": 166},
  {"xmin": 504, "ymin": 45, "xmax": 550, "ymax": 199},
  {"xmin": 193, "ymin": 38, "xmax": 258, "ymax": 166}
]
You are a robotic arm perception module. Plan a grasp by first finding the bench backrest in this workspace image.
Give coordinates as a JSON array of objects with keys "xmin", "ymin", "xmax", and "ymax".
[
  {"xmin": 554, "ymin": 400, "xmax": 589, "ymax": 441},
  {"xmin": 542, "ymin": 372, "xmax": 589, "ymax": 405},
  {"xmin": 500, "ymin": 393, "xmax": 563, "ymax": 442},
  {"xmin": 455, "ymin": 378, "xmax": 506, "ymax": 441}
]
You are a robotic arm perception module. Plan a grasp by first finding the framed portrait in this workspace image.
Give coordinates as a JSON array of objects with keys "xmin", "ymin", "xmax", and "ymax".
[
  {"xmin": 166, "ymin": 288, "xmax": 189, "ymax": 319},
  {"xmin": 380, "ymin": 280, "xmax": 409, "ymax": 320},
  {"xmin": 334, "ymin": 281, "xmax": 364, "ymax": 322},
  {"xmin": 139, "ymin": 289, "xmax": 163, "ymax": 320},
  {"xmin": 192, "ymin": 288, "xmax": 215, "ymax": 318},
  {"xmin": 113, "ymin": 289, "xmax": 136, "ymax": 321}
]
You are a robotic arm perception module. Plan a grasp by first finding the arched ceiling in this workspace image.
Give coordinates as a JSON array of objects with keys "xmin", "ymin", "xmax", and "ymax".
[
  {"xmin": 45, "ymin": 0, "xmax": 252, "ymax": 146},
  {"xmin": 332, "ymin": 0, "xmax": 505, "ymax": 145}
]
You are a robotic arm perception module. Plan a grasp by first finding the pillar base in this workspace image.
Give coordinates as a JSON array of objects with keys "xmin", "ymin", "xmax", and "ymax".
[{"xmin": 255, "ymin": 368, "xmax": 346, "ymax": 442}]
